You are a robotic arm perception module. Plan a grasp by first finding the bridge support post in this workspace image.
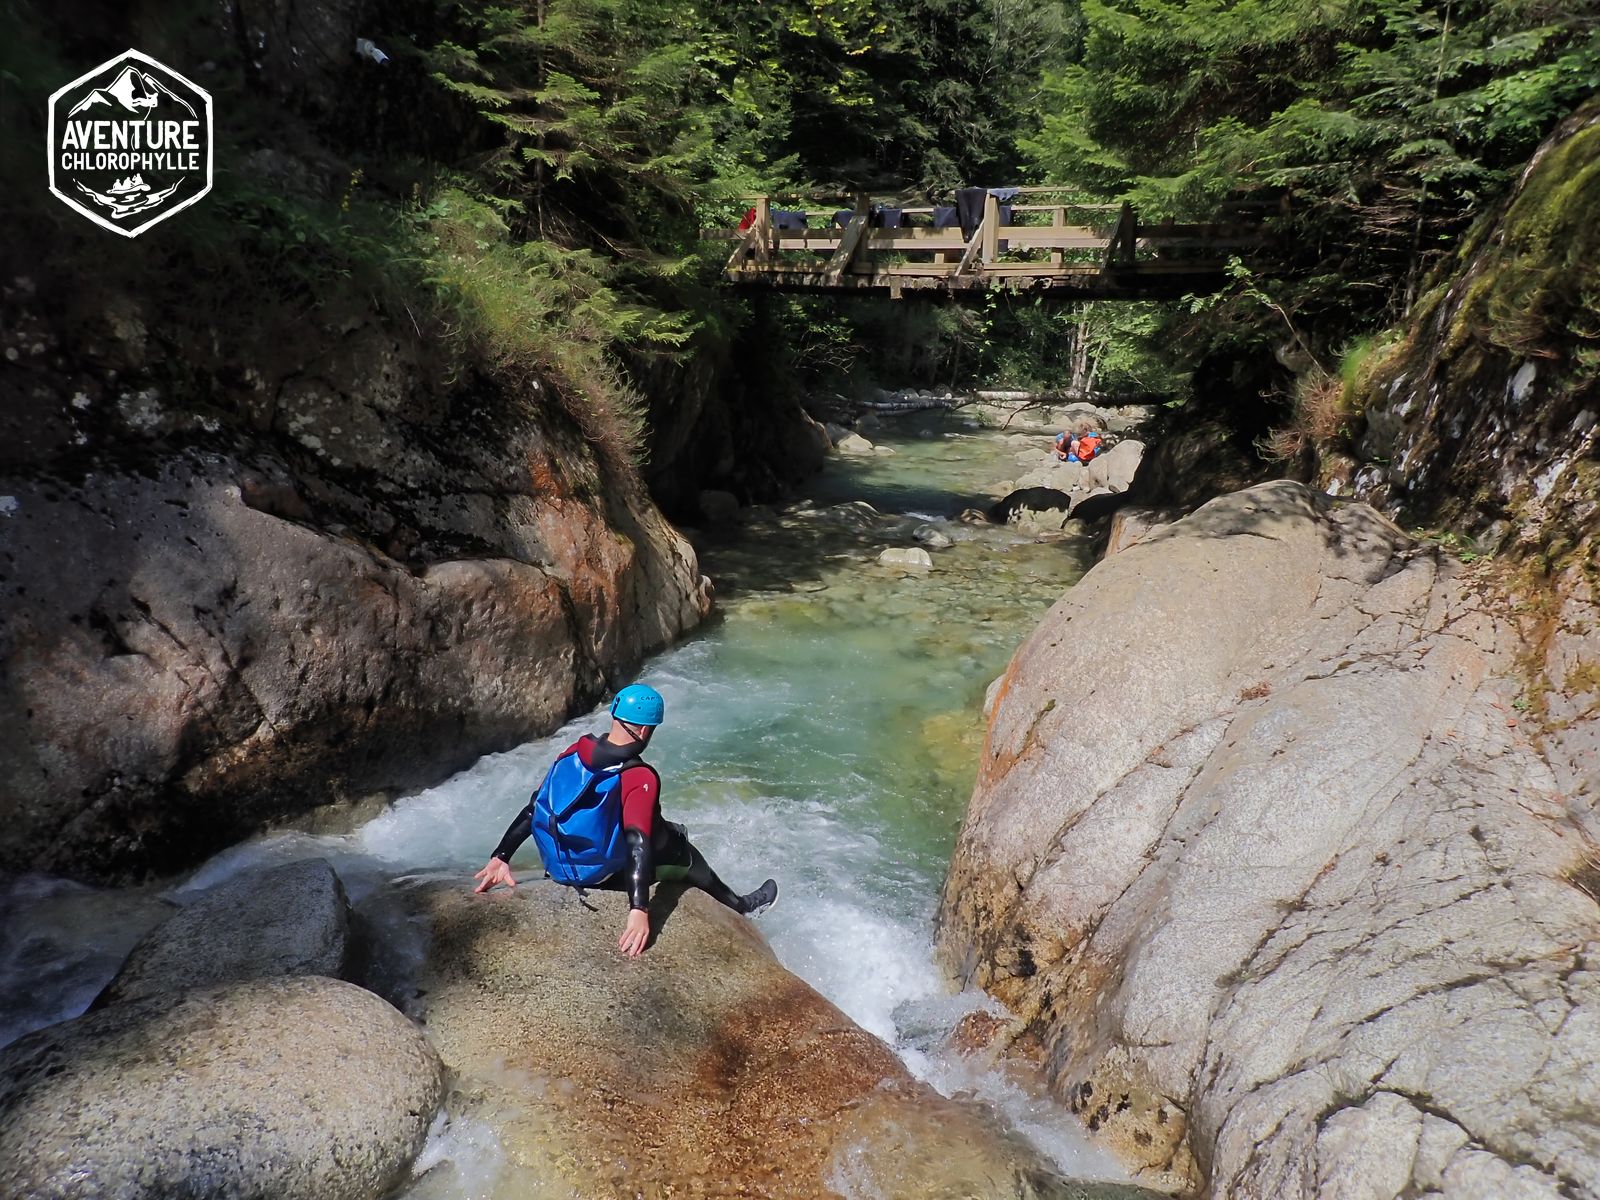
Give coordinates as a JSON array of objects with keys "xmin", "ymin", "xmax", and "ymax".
[
  {"xmin": 1104, "ymin": 201, "xmax": 1137, "ymax": 275},
  {"xmin": 754, "ymin": 195, "xmax": 772, "ymax": 264},
  {"xmin": 981, "ymin": 192, "xmax": 999, "ymax": 265}
]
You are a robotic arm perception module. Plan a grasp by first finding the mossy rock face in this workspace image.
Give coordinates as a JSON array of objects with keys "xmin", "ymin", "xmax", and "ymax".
[
  {"xmin": 1446, "ymin": 120, "xmax": 1600, "ymax": 360},
  {"xmin": 1348, "ymin": 99, "xmax": 1600, "ymax": 567}
]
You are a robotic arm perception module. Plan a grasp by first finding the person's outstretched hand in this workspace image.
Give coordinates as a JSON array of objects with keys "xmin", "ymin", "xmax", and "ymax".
[
  {"xmin": 618, "ymin": 908, "xmax": 650, "ymax": 957},
  {"xmin": 474, "ymin": 857, "xmax": 516, "ymax": 893}
]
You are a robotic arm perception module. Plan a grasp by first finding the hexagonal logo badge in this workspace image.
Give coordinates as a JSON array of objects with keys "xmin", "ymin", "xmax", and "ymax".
[{"xmin": 47, "ymin": 49, "xmax": 213, "ymax": 238}]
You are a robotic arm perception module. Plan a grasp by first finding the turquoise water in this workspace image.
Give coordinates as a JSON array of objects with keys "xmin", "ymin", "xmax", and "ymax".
[{"xmin": 0, "ymin": 410, "xmax": 1121, "ymax": 1190}]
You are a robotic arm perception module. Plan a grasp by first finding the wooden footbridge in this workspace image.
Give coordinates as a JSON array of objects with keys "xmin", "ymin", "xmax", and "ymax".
[{"xmin": 706, "ymin": 188, "xmax": 1270, "ymax": 300}]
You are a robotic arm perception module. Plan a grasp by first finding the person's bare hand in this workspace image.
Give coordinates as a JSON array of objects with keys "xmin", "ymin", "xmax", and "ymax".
[
  {"xmin": 473, "ymin": 857, "xmax": 516, "ymax": 893},
  {"xmin": 618, "ymin": 908, "xmax": 651, "ymax": 957}
]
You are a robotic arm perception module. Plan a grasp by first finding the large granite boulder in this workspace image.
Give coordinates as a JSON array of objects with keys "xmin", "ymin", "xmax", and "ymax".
[
  {"xmin": 95, "ymin": 859, "xmax": 351, "ymax": 1006},
  {"xmin": 1083, "ymin": 440, "xmax": 1144, "ymax": 492},
  {"xmin": 1102, "ymin": 507, "xmax": 1180, "ymax": 557},
  {"xmin": 0, "ymin": 976, "xmax": 443, "ymax": 1200},
  {"xmin": 386, "ymin": 880, "xmax": 1163, "ymax": 1200},
  {"xmin": 938, "ymin": 482, "xmax": 1600, "ymax": 1198}
]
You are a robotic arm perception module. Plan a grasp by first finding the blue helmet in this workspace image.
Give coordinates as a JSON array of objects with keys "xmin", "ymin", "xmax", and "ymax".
[{"xmin": 610, "ymin": 684, "xmax": 665, "ymax": 727}]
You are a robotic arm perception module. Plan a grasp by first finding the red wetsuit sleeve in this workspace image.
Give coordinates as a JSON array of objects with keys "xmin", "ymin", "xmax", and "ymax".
[{"xmin": 618, "ymin": 764, "xmax": 661, "ymax": 837}]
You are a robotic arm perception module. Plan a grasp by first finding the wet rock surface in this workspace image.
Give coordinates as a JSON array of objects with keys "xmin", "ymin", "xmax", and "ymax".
[
  {"xmin": 939, "ymin": 481, "xmax": 1600, "ymax": 1198},
  {"xmin": 0, "ymin": 975, "xmax": 443, "ymax": 1200},
  {"xmin": 95, "ymin": 858, "xmax": 351, "ymax": 1006},
  {"xmin": 385, "ymin": 879, "xmax": 1162, "ymax": 1200},
  {"xmin": 879, "ymin": 546, "xmax": 934, "ymax": 568}
]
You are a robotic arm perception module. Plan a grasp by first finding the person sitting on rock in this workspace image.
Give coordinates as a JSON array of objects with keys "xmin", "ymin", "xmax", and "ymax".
[
  {"xmin": 1074, "ymin": 427, "xmax": 1105, "ymax": 464},
  {"xmin": 1054, "ymin": 429, "xmax": 1073, "ymax": 461},
  {"xmin": 473, "ymin": 683, "xmax": 778, "ymax": 957}
]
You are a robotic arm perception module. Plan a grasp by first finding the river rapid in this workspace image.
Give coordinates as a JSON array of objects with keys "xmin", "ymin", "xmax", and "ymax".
[{"xmin": 1, "ymin": 407, "xmax": 1130, "ymax": 1193}]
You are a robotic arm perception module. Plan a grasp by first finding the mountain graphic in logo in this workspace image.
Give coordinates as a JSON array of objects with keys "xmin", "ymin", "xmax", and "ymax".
[{"xmin": 67, "ymin": 64, "xmax": 197, "ymax": 120}]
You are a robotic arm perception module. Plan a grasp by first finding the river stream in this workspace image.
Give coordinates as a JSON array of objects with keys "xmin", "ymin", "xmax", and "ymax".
[{"xmin": 0, "ymin": 407, "xmax": 1128, "ymax": 1193}]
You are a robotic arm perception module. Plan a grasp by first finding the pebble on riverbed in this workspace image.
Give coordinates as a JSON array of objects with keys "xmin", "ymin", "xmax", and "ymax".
[{"xmin": 878, "ymin": 547, "xmax": 934, "ymax": 568}]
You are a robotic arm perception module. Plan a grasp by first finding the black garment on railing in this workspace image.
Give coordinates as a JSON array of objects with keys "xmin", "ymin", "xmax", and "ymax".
[{"xmin": 956, "ymin": 187, "xmax": 987, "ymax": 240}]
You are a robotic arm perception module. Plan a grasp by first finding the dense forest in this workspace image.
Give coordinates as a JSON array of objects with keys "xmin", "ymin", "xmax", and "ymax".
[
  {"xmin": 407, "ymin": 0, "xmax": 1599, "ymax": 396},
  {"xmin": 5, "ymin": 0, "xmax": 1597, "ymax": 444}
]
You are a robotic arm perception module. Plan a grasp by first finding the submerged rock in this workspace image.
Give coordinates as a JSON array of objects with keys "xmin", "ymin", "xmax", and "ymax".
[
  {"xmin": 836, "ymin": 432, "xmax": 877, "ymax": 456},
  {"xmin": 815, "ymin": 500, "xmax": 885, "ymax": 530},
  {"xmin": 96, "ymin": 858, "xmax": 350, "ymax": 1006},
  {"xmin": 879, "ymin": 547, "xmax": 934, "ymax": 568},
  {"xmin": 939, "ymin": 481, "xmax": 1600, "ymax": 1197},
  {"xmin": 389, "ymin": 881, "xmax": 1159, "ymax": 1199},
  {"xmin": 914, "ymin": 524, "xmax": 955, "ymax": 549},
  {"xmin": 0, "ymin": 976, "xmax": 442, "ymax": 1200}
]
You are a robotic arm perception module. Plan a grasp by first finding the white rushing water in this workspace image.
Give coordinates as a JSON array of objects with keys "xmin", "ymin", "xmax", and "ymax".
[{"xmin": 1, "ymin": 409, "xmax": 1129, "ymax": 1190}]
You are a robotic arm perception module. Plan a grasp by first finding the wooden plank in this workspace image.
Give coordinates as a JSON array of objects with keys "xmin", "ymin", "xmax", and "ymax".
[
  {"xmin": 1052, "ymin": 206, "xmax": 1065, "ymax": 268},
  {"xmin": 975, "ymin": 262, "xmax": 1103, "ymax": 276},
  {"xmin": 724, "ymin": 233, "xmax": 754, "ymax": 273},
  {"xmin": 754, "ymin": 196, "xmax": 772, "ymax": 264},
  {"xmin": 774, "ymin": 229, "xmax": 968, "ymax": 251},
  {"xmin": 764, "ymin": 227, "xmax": 1107, "ymax": 252},
  {"xmin": 773, "ymin": 231, "xmax": 844, "ymax": 249},
  {"xmin": 824, "ymin": 197, "xmax": 871, "ymax": 282},
  {"xmin": 956, "ymin": 217, "xmax": 986, "ymax": 275},
  {"xmin": 981, "ymin": 192, "xmax": 999, "ymax": 264},
  {"xmin": 978, "ymin": 228, "xmax": 1106, "ymax": 249},
  {"xmin": 881, "ymin": 263, "xmax": 979, "ymax": 276}
]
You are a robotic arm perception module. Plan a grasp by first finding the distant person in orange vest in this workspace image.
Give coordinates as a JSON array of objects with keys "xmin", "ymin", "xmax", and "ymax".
[
  {"xmin": 1074, "ymin": 426, "xmax": 1105, "ymax": 464},
  {"xmin": 1055, "ymin": 423, "xmax": 1104, "ymax": 464}
]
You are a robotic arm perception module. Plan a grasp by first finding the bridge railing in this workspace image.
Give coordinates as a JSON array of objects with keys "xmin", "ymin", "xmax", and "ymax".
[{"xmin": 708, "ymin": 187, "xmax": 1268, "ymax": 294}]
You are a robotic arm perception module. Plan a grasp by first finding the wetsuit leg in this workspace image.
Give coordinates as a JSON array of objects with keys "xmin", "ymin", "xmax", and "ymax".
[{"xmin": 652, "ymin": 821, "xmax": 771, "ymax": 914}]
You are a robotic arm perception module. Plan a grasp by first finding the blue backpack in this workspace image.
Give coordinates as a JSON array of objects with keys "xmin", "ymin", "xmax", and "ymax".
[{"xmin": 529, "ymin": 749, "xmax": 634, "ymax": 886}]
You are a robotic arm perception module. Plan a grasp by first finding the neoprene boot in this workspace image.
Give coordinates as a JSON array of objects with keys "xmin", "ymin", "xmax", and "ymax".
[{"xmin": 738, "ymin": 878, "xmax": 778, "ymax": 916}]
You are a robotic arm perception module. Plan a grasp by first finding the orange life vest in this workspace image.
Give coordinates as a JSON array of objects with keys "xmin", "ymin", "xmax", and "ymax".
[{"xmin": 1076, "ymin": 433, "xmax": 1103, "ymax": 462}]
